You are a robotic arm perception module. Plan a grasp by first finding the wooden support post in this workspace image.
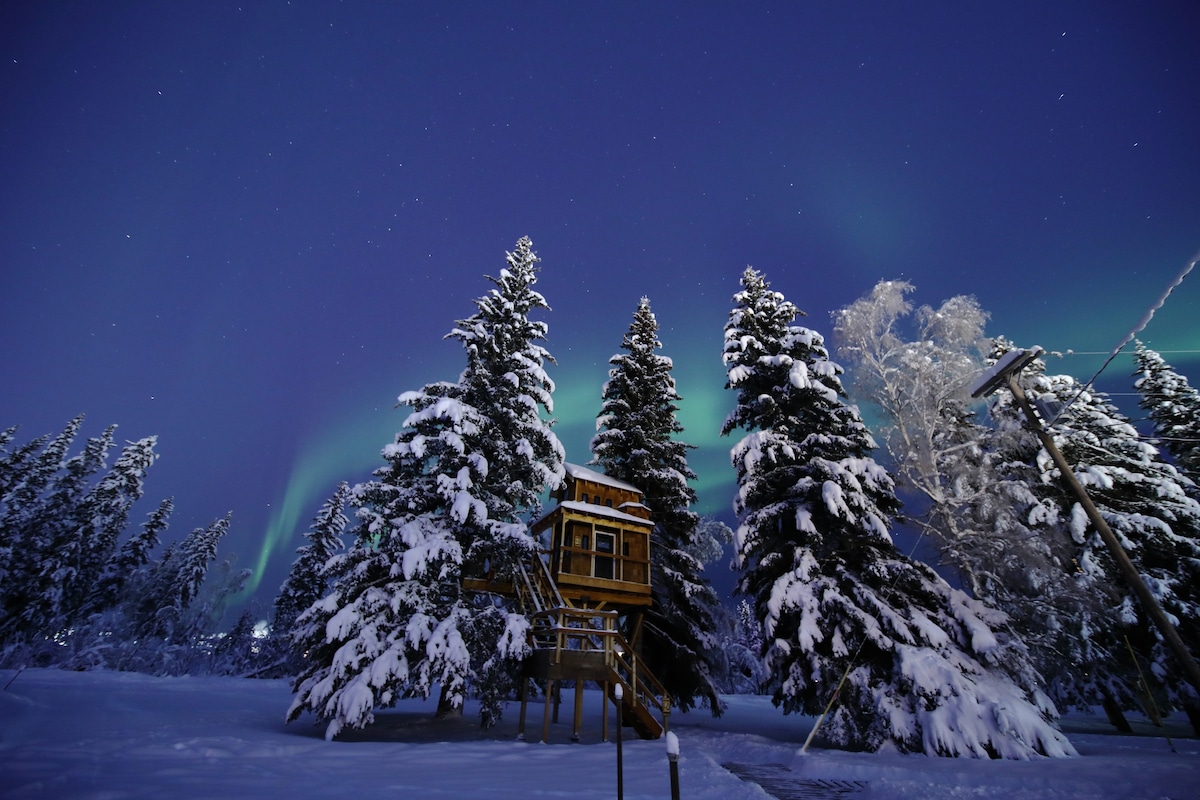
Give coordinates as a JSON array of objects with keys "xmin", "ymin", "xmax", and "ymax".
[
  {"xmin": 572, "ymin": 680, "xmax": 584, "ymax": 742},
  {"xmin": 541, "ymin": 678, "xmax": 554, "ymax": 743},
  {"xmin": 601, "ymin": 680, "xmax": 610, "ymax": 742},
  {"xmin": 517, "ymin": 675, "xmax": 529, "ymax": 741},
  {"xmin": 629, "ymin": 612, "xmax": 644, "ymax": 652}
]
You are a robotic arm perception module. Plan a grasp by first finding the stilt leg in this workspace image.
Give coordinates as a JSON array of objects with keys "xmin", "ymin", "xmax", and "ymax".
[
  {"xmin": 517, "ymin": 676, "xmax": 529, "ymax": 741},
  {"xmin": 572, "ymin": 680, "xmax": 584, "ymax": 741},
  {"xmin": 541, "ymin": 678, "xmax": 554, "ymax": 743},
  {"xmin": 602, "ymin": 681, "xmax": 610, "ymax": 742}
]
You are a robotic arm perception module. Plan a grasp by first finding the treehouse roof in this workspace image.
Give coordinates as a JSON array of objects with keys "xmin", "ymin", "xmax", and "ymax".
[
  {"xmin": 562, "ymin": 463, "xmax": 642, "ymax": 495},
  {"xmin": 543, "ymin": 500, "xmax": 653, "ymax": 528}
]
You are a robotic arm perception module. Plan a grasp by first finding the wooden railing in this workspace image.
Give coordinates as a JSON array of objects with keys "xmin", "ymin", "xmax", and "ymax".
[
  {"xmin": 527, "ymin": 606, "xmax": 671, "ymax": 737},
  {"xmin": 514, "ymin": 552, "xmax": 564, "ymax": 615},
  {"xmin": 610, "ymin": 641, "xmax": 671, "ymax": 731}
]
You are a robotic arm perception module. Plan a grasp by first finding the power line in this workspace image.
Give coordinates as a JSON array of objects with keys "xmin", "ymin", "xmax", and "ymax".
[
  {"xmin": 1047, "ymin": 249, "xmax": 1199, "ymax": 424},
  {"xmin": 1061, "ymin": 349, "xmax": 1200, "ymax": 356}
]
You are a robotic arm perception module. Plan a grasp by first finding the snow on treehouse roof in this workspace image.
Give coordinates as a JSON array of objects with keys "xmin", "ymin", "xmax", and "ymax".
[
  {"xmin": 536, "ymin": 500, "xmax": 653, "ymax": 528},
  {"xmin": 563, "ymin": 462, "xmax": 643, "ymax": 494}
]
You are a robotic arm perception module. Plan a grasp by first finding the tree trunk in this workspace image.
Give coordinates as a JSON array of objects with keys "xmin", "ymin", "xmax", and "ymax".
[
  {"xmin": 1183, "ymin": 703, "xmax": 1200, "ymax": 737},
  {"xmin": 1101, "ymin": 691, "xmax": 1132, "ymax": 733},
  {"xmin": 435, "ymin": 685, "xmax": 463, "ymax": 719}
]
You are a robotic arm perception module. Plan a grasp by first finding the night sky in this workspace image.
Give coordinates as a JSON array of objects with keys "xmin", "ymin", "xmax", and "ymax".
[{"xmin": 3, "ymin": 2, "xmax": 1199, "ymax": 612}]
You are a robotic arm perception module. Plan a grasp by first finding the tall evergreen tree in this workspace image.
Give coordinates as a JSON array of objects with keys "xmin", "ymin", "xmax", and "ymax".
[
  {"xmin": 0, "ymin": 416, "xmax": 85, "ymax": 540},
  {"xmin": 987, "ymin": 347, "xmax": 1200, "ymax": 727},
  {"xmin": 446, "ymin": 236, "xmax": 566, "ymax": 576},
  {"xmin": 0, "ymin": 426, "xmax": 22, "ymax": 494},
  {"xmin": 591, "ymin": 296, "xmax": 725, "ymax": 714},
  {"xmin": 68, "ymin": 436, "xmax": 159, "ymax": 622},
  {"xmin": 722, "ymin": 267, "xmax": 1072, "ymax": 758},
  {"xmin": 176, "ymin": 514, "xmax": 230, "ymax": 612},
  {"xmin": 0, "ymin": 427, "xmax": 43, "ymax": 590},
  {"xmin": 1133, "ymin": 341, "xmax": 1200, "ymax": 485},
  {"xmin": 92, "ymin": 497, "xmax": 174, "ymax": 613},
  {"xmin": 0, "ymin": 417, "xmax": 183, "ymax": 669},
  {"xmin": 288, "ymin": 237, "xmax": 565, "ymax": 739},
  {"xmin": 0, "ymin": 428, "xmax": 52, "ymax": 522},
  {"xmin": 130, "ymin": 514, "xmax": 232, "ymax": 645},
  {"xmin": 0, "ymin": 416, "xmax": 95, "ymax": 637},
  {"xmin": 270, "ymin": 482, "xmax": 351, "ymax": 673},
  {"xmin": 0, "ymin": 414, "xmax": 232, "ymax": 673},
  {"xmin": 0, "ymin": 420, "xmax": 158, "ymax": 644}
]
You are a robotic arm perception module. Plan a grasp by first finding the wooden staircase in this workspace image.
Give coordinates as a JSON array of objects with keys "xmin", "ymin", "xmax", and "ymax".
[{"xmin": 514, "ymin": 556, "xmax": 671, "ymax": 741}]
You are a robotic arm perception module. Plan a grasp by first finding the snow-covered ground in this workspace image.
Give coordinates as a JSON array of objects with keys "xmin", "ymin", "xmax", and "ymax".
[{"xmin": 1, "ymin": 668, "xmax": 1196, "ymax": 799}]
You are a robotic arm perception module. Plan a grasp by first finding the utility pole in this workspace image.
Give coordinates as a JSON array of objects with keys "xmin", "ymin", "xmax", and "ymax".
[{"xmin": 971, "ymin": 347, "xmax": 1200, "ymax": 701}]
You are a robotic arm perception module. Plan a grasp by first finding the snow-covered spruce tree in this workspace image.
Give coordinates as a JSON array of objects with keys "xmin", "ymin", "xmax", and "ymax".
[
  {"xmin": 0, "ymin": 417, "xmax": 84, "ymax": 537},
  {"xmin": 212, "ymin": 609, "xmax": 260, "ymax": 676},
  {"xmin": 91, "ymin": 497, "xmax": 174, "ymax": 616},
  {"xmin": 66, "ymin": 436, "xmax": 160, "ymax": 622},
  {"xmin": 62, "ymin": 497, "xmax": 176, "ymax": 670},
  {"xmin": 718, "ymin": 598, "xmax": 768, "ymax": 695},
  {"xmin": 288, "ymin": 237, "xmax": 565, "ymax": 738},
  {"xmin": 268, "ymin": 482, "xmax": 351, "ymax": 675},
  {"xmin": 722, "ymin": 267, "xmax": 1073, "ymax": 758},
  {"xmin": 118, "ymin": 513, "xmax": 240, "ymax": 675},
  {"xmin": 1, "ymin": 416, "xmax": 100, "ymax": 641},
  {"xmin": 128, "ymin": 514, "xmax": 231, "ymax": 643},
  {"xmin": 590, "ymin": 296, "xmax": 726, "ymax": 714},
  {"xmin": 185, "ymin": 554, "xmax": 252, "ymax": 675},
  {"xmin": 683, "ymin": 515, "xmax": 733, "ymax": 567},
  {"xmin": 1133, "ymin": 341, "xmax": 1200, "ymax": 486},
  {"xmin": 0, "ymin": 426, "xmax": 23, "ymax": 494},
  {"xmin": 0, "ymin": 417, "xmax": 163, "ymax": 663},
  {"xmin": 447, "ymin": 238, "xmax": 565, "ymax": 578},
  {"xmin": 987, "ymin": 345, "xmax": 1200, "ymax": 729}
]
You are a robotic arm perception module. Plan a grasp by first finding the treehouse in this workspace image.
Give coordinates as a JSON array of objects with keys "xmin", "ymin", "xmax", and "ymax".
[
  {"xmin": 465, "ymin": 462, "xmax": 669, "ymax": 741},
  {"xmin": 530, "ymin": 463, "xmax": 653, "ymax": 610},
  {"xmin": 515, "ymin": 463, "xmax": 668, "ymax": 742}
]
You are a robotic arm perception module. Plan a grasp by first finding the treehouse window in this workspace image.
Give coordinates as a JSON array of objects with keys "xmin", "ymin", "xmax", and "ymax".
[{"xmin": 594, "ymin": 532, "xmax": 615, "ymax": 580}]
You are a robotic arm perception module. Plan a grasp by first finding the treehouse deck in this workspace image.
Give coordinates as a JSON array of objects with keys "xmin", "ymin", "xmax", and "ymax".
[{"xmin": 512, "ymin": 556, "xmax": 671, "ymax": 741}]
